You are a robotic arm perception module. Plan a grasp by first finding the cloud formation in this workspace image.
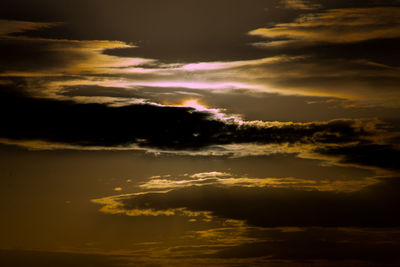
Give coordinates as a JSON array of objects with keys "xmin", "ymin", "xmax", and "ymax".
[
  {"xmin": 2, "ymin": 86, "xmax": 399, "ymax": 173},
  {"xmin": 94, "ymin": 178, "xmax": 400, "ymax": 228},
  {"xmin": 1, "ymin": 3, "xmax": 400, "ymax": 267},
  {"xmin": 250, "ymin": 7, "xmax": 400, "ymax": 43},
  {"xmin": 212, "ymin": 227, "xmax": 400, "ymax": 264},
  {"xmin": 0, "ymin": 11, "xmax": 398, "ymax": 177},
  {"xmin": 139, "ymin": 172, "xmax": 374, "ymax": 192},
  {"xmin": 1, "ymin": 16, "xmax": 400, "ymax": 108},
  {"xmin": 281, "ymin": 0, "xmax": 321, "ymax": 10},
  {"xmin": 0, "ymin": 249, "xmax": 131, "ymax": 267},
  {"xmin": 0, "ymin": 20, "xmax": 57, "ymax": 35}
]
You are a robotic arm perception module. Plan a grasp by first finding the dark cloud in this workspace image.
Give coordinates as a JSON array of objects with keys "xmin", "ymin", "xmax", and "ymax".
[
  {"xmin": 213, "ymin": 228, "xmax": 400, "ymax": 264},
  {"xmin": 159, "ymin": 226, "xmax": 400, "ymax": 265},
  {"xmin": 316, "ymin": 144, "xmax": 400, "ymax": 172},
  {"xmin": 118, "ymin": 178, "xmax": 400, "ymax": 228},
  {"xmin": 0, "ymin": 89, "xmax": 375, "ymax": 149},
  {"xmin": 0, "ymin": 87, "xmax": 231, "ymax": 149},
  {"xmin": 0, "ymin": 249, "xmax": 131, "ymax": 267},
  {"xmin": 1, "ymin": 84, "xmax": 399, "ymax": 171}
]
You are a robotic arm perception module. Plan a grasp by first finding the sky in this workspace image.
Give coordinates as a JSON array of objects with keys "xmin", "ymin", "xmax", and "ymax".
[{"xmin": 0, "ymin": 0, "xmax": 400, "ymax": 266}]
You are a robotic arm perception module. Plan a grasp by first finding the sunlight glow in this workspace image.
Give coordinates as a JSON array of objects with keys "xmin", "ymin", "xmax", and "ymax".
[
  {"xmin": 175, "ymin": 99, "xmax": 244, "ymax": 124},
  {"xmin": 180, "ymin": 99, "xmax": 209, "ymax": 111}
]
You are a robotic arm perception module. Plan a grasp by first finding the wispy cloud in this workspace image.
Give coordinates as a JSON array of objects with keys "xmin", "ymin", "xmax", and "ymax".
[
  {"xmin": 281, "ymin": 0, "xmax": 321, "ymax": 10},
  {"xmin": 250, "ymin": 7, "xmax": 400, "ymax": 43},
  {"xmin": 92, "ymin": 177, "xmax": 400, "ymax": 228},
  {"xmin": 0, "ymin": 19, "xmax": 57, "ymax": 35},
  {"xmin": 139, "ymin": 172, "xmax": 375, "ymax": 192},
  {"xmin": 1, "ymin": 18, "xmax": 400, "ymax": 108}
]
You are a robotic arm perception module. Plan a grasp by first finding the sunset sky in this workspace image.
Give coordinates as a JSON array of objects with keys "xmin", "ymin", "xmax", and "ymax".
[{"xmin": 1, "ymin": 1, "xmax": 400, "ymax": 266}]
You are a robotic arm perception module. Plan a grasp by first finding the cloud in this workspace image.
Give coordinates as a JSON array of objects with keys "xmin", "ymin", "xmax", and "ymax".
[
  {"xmin": 211, "ymin": 227, "xmax": 400, "ymax": 264},
  {"xmin": 0, "ymin": 20, "xmax": 57, "ymax": 36},
  {"xmin": 94, "ymin": 178, "xmax": 400, "ymax": 228},
  {"xmin": 175, "ymin": 56, "xmax": 298, "ymax": 72},
  {"xmin": 281, "ymin": 0, "xmax": 321, "ymax": 10},
  {"xmin": 0, "ymin": 20, "xmax": 152, "ymax": 100},
  {"xmin": 4, "ymin": 229, "xmax": 397, "ymax": 266},
  {"xmin": 114, "ymin": 54, "xmax": 400, "ymax": 107},
  {"xmin": 0, "ymin": 20, "xmax": 399, "ymax": 172},
  {"xmin": 138, "ymin": 172, "xmax": 375, "ymax": 192},
  {"xmin": 0, "ymin": 249, "xmax": 131, "ymax": 267},
  {"xmin": 249, "ymin": 7, "xmax": 400, "ymax": 43},
  {"xmin": 1, "ymin": 85, "xmax": 399, "ymax": 172},
  {"xmin": 0, "ymin": 36, "xmax": 146, "ymax": 78},
  {"xmin": 315, "ymin": 144, "xmax": 400, "ymax": 172},
  {"xmin": 242, "ymin": 6, "xmax": 400, "ymax": 106},
  {"xmin": 2, "ymin": 19, "xmax": 400, "ymax": 108},
  {"xmin": 168, "ymin": 226, "xmax": 400, "ymax": 265}
]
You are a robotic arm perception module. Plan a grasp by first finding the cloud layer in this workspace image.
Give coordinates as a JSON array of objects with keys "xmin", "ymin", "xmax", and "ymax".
[
  {"xmin": 250, "ymin": 7, "xmax": 400, "ymax": 43},
  {"xmin": 94, "ymin": 178, "xmax": 400, "ymax": 228},
  {"xmin": 2, "ymin": 86, "xmax": 398, "ymax": 173},
  {"xmin": 1, "ymin": 2, "xmax": 400, "ymax": 266}
]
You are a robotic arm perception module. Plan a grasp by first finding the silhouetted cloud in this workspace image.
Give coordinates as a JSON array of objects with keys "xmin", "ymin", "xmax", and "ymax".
[
  {"xmin": 316, "ymin": 144, "xmax": 400, "ymax": 172},
  {"xmin": 1, "ymin": 83, "xmax": 399, "ymax": 172}
]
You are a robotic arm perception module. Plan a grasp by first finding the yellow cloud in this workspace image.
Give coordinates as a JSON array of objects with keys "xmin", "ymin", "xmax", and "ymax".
[
  {"xmin": 92, "ymin": 194, "xmax": 213, "ymax": 219},
  {"xmin": 139, "ymin": 171, "xmax": 376, "ymax": 192},
  {"xmin": 250, "ymin": 7, "xmax": 400, "ymax": 43},
  {"xmin": 281, "ymin": 0, "xmax": 321, "ymax": 10}
]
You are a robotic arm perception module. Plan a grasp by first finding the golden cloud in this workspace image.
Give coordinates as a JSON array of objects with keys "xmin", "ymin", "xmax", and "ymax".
[
  {"xmin": 281, "ymin": 0, "xmax": 321, "ymax": 10},
  {"xmin": 249, "ymin": 7, "xmax": 400, "ymax": 43}
]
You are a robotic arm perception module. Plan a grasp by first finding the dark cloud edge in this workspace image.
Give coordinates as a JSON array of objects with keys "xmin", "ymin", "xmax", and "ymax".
[{"xmin": 1, "ymin": 84, "xmax": 399, "ymax": 171}]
